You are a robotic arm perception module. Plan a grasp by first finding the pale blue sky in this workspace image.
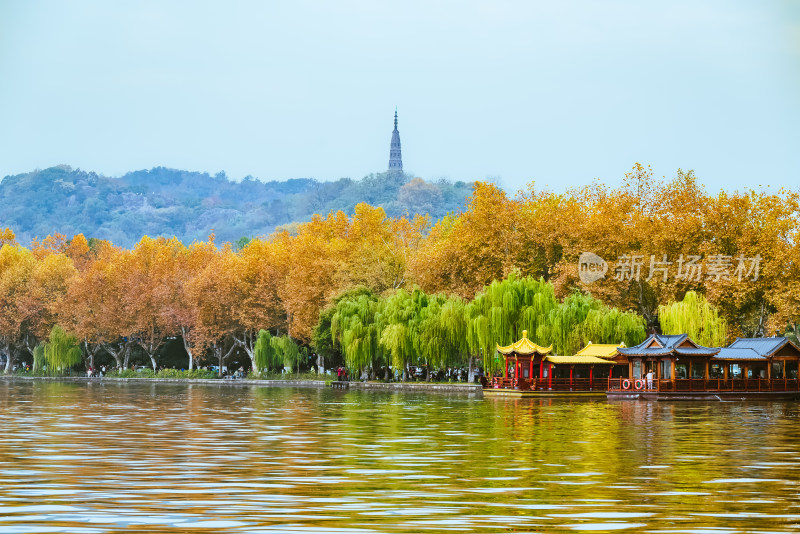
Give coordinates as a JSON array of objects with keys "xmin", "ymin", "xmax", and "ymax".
[{"xmin": 1, "ymin": 0, "xmax": 798, "ymax": 193}]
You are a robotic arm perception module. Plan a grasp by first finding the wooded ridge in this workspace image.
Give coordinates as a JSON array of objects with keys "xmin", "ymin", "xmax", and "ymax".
[{"xmin": 0, "ymin": 165, "xmax": 473, "ymax": 247}]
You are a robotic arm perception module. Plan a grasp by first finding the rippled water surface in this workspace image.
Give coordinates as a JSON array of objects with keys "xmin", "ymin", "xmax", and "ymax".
[{"xmin": 1, "ymin": 381, "xmax": 800, "ymax": 533}]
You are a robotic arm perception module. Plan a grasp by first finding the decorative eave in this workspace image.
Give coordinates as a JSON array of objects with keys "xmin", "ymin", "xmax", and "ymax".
[{"xmin": 496, "ymin": 330, "xmax": 552, "ymax": 356}]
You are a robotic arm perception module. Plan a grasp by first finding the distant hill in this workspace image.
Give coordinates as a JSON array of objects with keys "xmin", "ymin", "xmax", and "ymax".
[{"xmin": 0, "ymin": 165, "xmax": 474, "ymax": 247}]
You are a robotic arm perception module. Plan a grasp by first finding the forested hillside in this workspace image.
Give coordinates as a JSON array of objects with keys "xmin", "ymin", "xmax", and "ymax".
[{"xmin": 0, "ymin": 165, "xmax": 474, "ymax": 247}]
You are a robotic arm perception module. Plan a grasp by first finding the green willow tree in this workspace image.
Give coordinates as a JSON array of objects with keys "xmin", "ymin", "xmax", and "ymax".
[
  {"xmin": 330, "ymin": 288, "xmax": 383, "ymax": 378},
  {"xmin": 254, "ymin": 329, "xmax": 277, "ymax": 371},
  {"xmin": 312, "ymin": 274, "xmax": 647, "ymax": 381},
  {"xmin": 255, "ymin": 329, "xmax": 303, "ymax": 373},
  {"xmin": 271, "ymin": 334, "xmax": 301, "ymax": 372},
  {"xmin": 538, "ymin": 291, "xmax": 646, "ymax": 355},
  {"xmin": 428, "ymin": 295, "xmax": 470, "ymax": 377},
  {"xmin": 376, "ymin": 289, "xmax": 417, "ymax": 380},
  {"xmin": 658, "ymin": 291, "xmax": 727, "ymax": 347},
  {"xmin": 414, "ymin": 293, "xmax": 467, "ymax": 380},
  {"xmin": 465, "ymin": 274, "xmax": 558, "ymax": 374},
  {"xmin": 38, "ymin": 325, "xmax": 83, "ymax": 375}
]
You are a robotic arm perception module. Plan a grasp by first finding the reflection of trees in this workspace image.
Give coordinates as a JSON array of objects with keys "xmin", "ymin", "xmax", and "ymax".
[{"xmin": 3, "ymin": 384, "xmax": 800, "ymax": 532}]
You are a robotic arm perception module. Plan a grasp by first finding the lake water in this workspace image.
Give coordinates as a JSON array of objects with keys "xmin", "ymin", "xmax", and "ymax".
[{"xmin": 1, "ymin": 381, "xmax": 799, "ymax": 533}]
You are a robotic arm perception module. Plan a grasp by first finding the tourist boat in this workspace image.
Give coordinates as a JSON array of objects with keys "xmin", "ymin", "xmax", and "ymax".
[
  {"xmin": 482, "ymin": 331, "xmax": 625, "ymax": 396},
  {"xmin": 606, "ymin": 334, "xmax": 800, "ymax": 400},
  {"xmin": 482, "ymin": 330, "xmax": 800, "ymax": 400}
]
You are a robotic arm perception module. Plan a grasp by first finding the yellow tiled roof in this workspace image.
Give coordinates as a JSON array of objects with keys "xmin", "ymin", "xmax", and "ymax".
[
  {"xmin": 575, "ymin": 341, "xmax": 626, "ymax": 358},
  {"xmin": 545, "ymin": 355, "xmax": 616, "ymax": 365},
  {"xmin": 496, "ymin": 330, "xmax": 553, "ymax": 356}
]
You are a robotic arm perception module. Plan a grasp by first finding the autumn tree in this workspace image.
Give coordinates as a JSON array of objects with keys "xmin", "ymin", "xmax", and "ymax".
[
  {"xmin": 0, "ymin": 245, "xmax": 36, "ymax": 373},
  {"xmin": 230, "ymin": 238, "xmax": 287, "ymax": 370},
  {"xmin": 62, "ymin": 241, "xmax": 143, "ymax": 369},
  {"xmin": 186, "ymin": 245, "xmax": 241, "ymax": 372},
  {"xmin": 410, "ymin": 182, "xmax": 520, "ymax": 298}
]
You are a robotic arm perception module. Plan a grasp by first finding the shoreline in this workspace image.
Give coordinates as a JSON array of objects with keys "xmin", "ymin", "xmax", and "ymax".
[{"xmin": 0, "ymin": 375, "xmax": 484, "ymax": 395}]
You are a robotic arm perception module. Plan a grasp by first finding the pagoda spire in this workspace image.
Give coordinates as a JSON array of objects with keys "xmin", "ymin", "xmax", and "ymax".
[{"xmin": 388, "ymin": 108, "xmax": 403, "ymax": 173}]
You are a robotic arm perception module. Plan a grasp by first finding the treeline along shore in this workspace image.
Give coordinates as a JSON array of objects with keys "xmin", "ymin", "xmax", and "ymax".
[{"xmin": 0, "ymin": 164, "xmax": 798, "ymax": 379}]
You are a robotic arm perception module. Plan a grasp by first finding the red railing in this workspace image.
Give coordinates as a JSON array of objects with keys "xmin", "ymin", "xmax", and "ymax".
[
  {"xmin": 606, "ymin": 377, "xmax": 800, "ymax": 393},
  {"xmin": 489, "ymin": 377, "xmax": 604, "ymax": 391}
]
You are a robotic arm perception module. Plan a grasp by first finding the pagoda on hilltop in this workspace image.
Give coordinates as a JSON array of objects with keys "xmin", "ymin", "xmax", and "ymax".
[{"xmin": 387, "ymin": 108, "xmax": 403, "ymax": 173}]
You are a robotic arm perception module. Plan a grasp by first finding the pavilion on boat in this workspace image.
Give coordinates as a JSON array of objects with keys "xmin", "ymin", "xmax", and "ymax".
[
  {"xmin": 608, "ymin": 335, "xmax": 800, "ymax": 394},
  {"xmin": 489, "ymin": 332, "xmax": 626, "ymax": 391},
  {"xmin": 491, "ymin": 330, "xmax": 552, "ymax": 390}
]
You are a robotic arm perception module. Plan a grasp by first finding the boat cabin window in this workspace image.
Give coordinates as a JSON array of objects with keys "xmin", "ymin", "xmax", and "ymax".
[
  {"xmin": 772, "ymin": 361, "xmax": 784, "ymax": 379},
  {"xmin": 748, "ymin": 365, "xmax": 766, "ymax": 379},
  {"xmin": 789, "ymin": 365, "xmax": 798, "ymax": 379},
  {"xmin": 610, "ymin": 366, "xmax": 627, "ymax": 379},
  {"xmin": 691, "ymin": 362, "xmax": 705, "ymax": 379},
  {"xmin": 660, "ymin": 360, "xmax": 671, "ymax": 380},
  {"xmin": 553, "ymin": 367, "xmax": 570, "ymax": 379},
  {"xmin": 675, "ymin": 363, "xmax": 687, "ymax": 379},
  {"xmin": 730, "ymin": 364, "xmax": 742, "ymax": 378},
  {"xmin": 594, "ymin": 367, "xmax": 610, "ymax": 379},
  {"xmin": 709, "ymin": 364, "xmax": 723, "ymax": 379},
  {"xmin": 574, "ymin": 367, "xmax": 590, "ymax": 379},
  {"xmin": 632, "ymin": 360, "xmax": 642, "ymax": 379}
]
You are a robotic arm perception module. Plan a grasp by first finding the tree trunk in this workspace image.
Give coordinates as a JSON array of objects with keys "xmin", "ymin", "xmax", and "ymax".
[
  {"xmin": 83, "ymin": 340, "xmax": 96, "ymax": 371},
  {"xmin": 384, "ymin": 365, "xmax": 389, "ymax": 381},
  {"xmin": 214, "ymin": 341, "xmax": 237, "ymax": 377},
  {"xmin": 233, "ymin": 331, "xmax": 256, "ymax": 371},
  {"xmin": 467, "ymin": 355, "xmax": 473, "ymax": 384},
  {"xmin": 140, "ymin": 337, "xmax": 163, "ymax": 372},
  {"xmin": 181, "ymin": 327, "xmax": 194, "ymax": 371},
  {"xmin": 2, "ymin": 341, "xmax": 12, "ymax": 375},
  {"xmin": 102, "ymin": 342, "xmax": 126, "ymax": 369},
  {"xmin": 147, "ymin": 351, "xmax": 158, "ymax": 371},
  {"xmin": 22, "ymin": 335, "xmax": 37, "ymax": 360}
]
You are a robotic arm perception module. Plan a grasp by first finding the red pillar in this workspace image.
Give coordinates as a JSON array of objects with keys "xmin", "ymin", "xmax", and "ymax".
[
  {"xmin": 570, "ymin": 366, "xmax": 573, "ymax": 388},
  {"xmin": 590, "ymin": 367, "xmax": 593, "ymax": 389},
  {"xmin": 503, "ymin": 357, "xmax": 507, "ymax": 379},
  {"xmin": 548, "ymin": 364, "xmax": 552, "ymax": 389},
  {"xmin": 539, "ymin": 360, "xmax": 544, "ymax": 379},
  {"xmin": 529, "ymin": 358, "xmax": 533, "ymax": 379},
  {"xmin": 515, "ymin": 360, "xmax": 519, "ymax": 382}
]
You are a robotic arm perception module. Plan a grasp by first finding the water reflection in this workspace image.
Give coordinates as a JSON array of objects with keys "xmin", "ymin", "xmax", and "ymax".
[{"xmin": 0, "ymin": 382, "xmax": 799, "ymax": 532}]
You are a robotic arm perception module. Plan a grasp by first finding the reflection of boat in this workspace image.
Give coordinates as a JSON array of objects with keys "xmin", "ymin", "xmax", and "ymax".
[
  {"xmin": 607, "ymin": 335, "xmax": 800, "ymax": 400},
  {"xmin": 482, "ymin": 331, "xmax": 626, "ymax": 397}
]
